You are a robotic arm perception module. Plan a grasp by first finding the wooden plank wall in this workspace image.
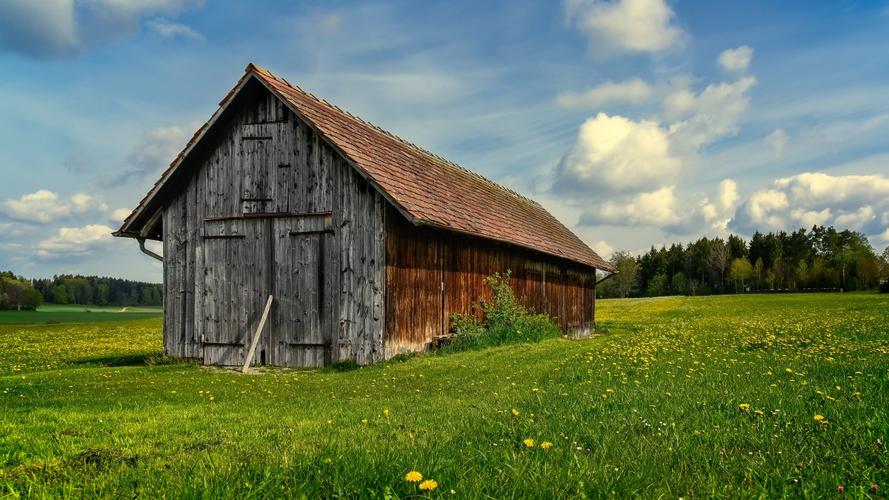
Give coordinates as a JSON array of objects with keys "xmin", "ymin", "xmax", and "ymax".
[
  {"xmin": 161, "ymin": 79, "xmax": 385, "ymax": 366},
  {"xmin": 384, "ymin": 207, "xmax": 597, "ymax": 356}
]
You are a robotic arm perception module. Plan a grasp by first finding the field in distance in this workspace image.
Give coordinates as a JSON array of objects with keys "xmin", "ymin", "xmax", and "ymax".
[
  {"xmin": 0, "ymin": 293, "xmax": 886, "ymax": 497},
  {"xmin": 0, "ymin": 303, "xmax": 162, "ymax": 325}
]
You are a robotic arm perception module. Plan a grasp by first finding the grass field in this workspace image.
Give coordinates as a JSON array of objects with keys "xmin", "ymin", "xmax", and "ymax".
[
  {"xmin": 1, "ymin": 294, "xmax": 886, "ymax": 497},
  {"xmin": 0, "ymin": 304, "xmax": 162, "ymax": 325}
]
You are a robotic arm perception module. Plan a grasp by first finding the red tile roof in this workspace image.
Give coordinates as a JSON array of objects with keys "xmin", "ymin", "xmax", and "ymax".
[{"xmin": 117, "ymin": 64, "xmax": 612, "ymax": 272}]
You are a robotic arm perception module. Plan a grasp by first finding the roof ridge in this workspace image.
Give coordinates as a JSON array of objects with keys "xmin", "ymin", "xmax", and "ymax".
[{"xmin": 251, "ymin": 65, "xmax": 542, "ymax": 209}]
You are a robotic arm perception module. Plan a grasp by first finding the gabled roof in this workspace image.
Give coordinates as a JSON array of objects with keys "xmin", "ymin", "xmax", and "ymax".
[{"xmin": 116, "ymin": 63, "xmax": 613, "ymax": 272}]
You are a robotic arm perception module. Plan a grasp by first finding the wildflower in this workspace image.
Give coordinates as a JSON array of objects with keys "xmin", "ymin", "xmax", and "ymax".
[
  {"xmin": 540, "ymin": 441, "xmax": 553, "ymax": 449},
  {"xmin": 419, "ymin": 479, "xmax": 438, "ymax": 491},
  {"xmin": 785, "ymin": 368, "xmax": 793, "ymax": 374},
  {"xmin": 813, "ymin": 414, "xmax": 825, "ymax": 422},
  {"xmin": 754, "ymin": 409, "xmax": 764, "ymax": 416},
  {"xmin": 383, "ymin": 409, "xmax": 389, "ymax": 417},
  {"xmin": 739, "ymin": 403, "xmax": 751, "ymax": 412},
  {"xmin": 361, "ymin": 419, "xmax": 368, "ymax": 425},
  {"xmin": 404, "ymin": 471, "xmax": 423, "ymax": 482},
  {"xmin": 836, "ymin": 485, "xmax": 845, "ymax": 493},
  {"xmin": 511, "ymin": 408, "xmax": 520, "ymax": 417},
  {"xmin": 523, "ymin": 438, "xmax": 535, "ymax": 447}
]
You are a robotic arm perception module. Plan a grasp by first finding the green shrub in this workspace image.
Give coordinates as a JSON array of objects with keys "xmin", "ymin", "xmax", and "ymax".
[{"xmin": 439, "ymin": 271, "xmax": 561, "ymax": 353}]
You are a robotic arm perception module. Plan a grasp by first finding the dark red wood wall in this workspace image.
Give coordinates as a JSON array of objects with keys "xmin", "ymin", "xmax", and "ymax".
[{"xmin": 384, "ymin": 207, "xmax": 596, "ymax": 356}]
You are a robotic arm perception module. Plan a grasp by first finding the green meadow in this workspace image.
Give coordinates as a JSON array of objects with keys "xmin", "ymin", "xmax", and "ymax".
[
  {"xmin": 0, "ymin": 294, "xmax": 886, "ymax": 497},
  {"xmin": 0, "ymin": 304, "xmax": 162, "ymax": 325}
]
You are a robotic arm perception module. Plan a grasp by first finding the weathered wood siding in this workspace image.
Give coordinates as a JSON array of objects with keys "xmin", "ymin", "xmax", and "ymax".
[
  {"xmin": 384, "ymin": 207, "xmax": 597, "ymax": 357},
  {"xmin": 161, "ymin": 79, "xmax": 385, "ymax": 366}
]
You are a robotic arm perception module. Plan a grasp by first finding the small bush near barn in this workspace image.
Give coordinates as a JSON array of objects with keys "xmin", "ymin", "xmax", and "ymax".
[{"xmin": 442, "ymin": 271, "xmax": 561, "ymax": 353}]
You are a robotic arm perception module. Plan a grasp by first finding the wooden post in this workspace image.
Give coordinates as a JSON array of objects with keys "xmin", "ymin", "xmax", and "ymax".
[{"xmin": 242, "ymin": 295, "xmax": 274, "ymax": 373}]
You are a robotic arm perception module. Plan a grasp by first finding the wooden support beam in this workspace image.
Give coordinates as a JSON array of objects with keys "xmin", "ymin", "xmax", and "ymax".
[
  {"xmin": 140, "ymin": 210, "xmax": 163, "ymax": 239},
  {"xmin": 242, "ymin": 295, "xmax": 274, "ymax": 373}
]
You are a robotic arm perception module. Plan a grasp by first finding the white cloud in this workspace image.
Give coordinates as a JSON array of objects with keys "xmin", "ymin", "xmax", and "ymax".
[
  {"xmin": 790, "ymin": 208, "xmax": 833, "ymax": 228},
  {"xmin": 2, "ymin": 190, "xmax": 107, "ymax": 223},
  {"xmin": 833, "ymin": 206, "xmax": 875, "ymax": 228},
  {"xmin": 582, "ymin": 186, "xmax": 682, "ymax": 226},
  {"xmin": 554, "ymin": 113, "xmax": 681, "ymax": 194},
  {"xmin": 36, "ymin": 224, "xmax": 114, "ymax": 258},
  {"xmin": 0, "ymin": 0, "xmax": 203, "ymax": 59},
  {"xmin": 731, "ymin": 172, "xmax": 889, "ymax": 237},
  {"xmin": 666, "ymin": 76, "xmax": 757, "ymax": 151},
  {"xmin": 735, "ymin": 189, "xmax": 790, "ymax": 231},
  {"xmin": 591, "ymin": 240, "xmax": 614, "ymax": 259},
  {"xmin": 699, "ymin": 179, "xmax": 740, "ymax": 231},
  {"xmin": 556, "ymin": 78, "xmax": 653, "ymax": 109},
  {"xmin": 717, "ymin": 45, "xmax": 753, "ymax": 74},
  {"xmin": 564, "ymin": 0, "xmax": 686, "ymax": 58},
  {"xmin": 145, "ymin": 17, "xmax": 204, "ymax": 40},
  {"xmin": 773, "ymin": 172, "xmax": 889, "ymax": 209},
  {"xmin": 111, "ymin": 208, "xmax": 133, "ymax": 223},
  {"xmin": 765, "ymin": 128, "xmax": 788, "ymax": 157}
]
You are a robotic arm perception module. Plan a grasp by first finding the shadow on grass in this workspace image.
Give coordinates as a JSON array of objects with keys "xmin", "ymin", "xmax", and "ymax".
[{"xmin": 71, "ymin": 352, "xmax": 188, "ymax": 367}]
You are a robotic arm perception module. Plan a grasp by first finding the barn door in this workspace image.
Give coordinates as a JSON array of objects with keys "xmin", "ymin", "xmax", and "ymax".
[
  {"xmin": 200, "ymin": 218, "xmax": 272, "ymax": 365},
  {"xmin": 272, "ymin": 214, "xmax": 333, "ymax": 367}
]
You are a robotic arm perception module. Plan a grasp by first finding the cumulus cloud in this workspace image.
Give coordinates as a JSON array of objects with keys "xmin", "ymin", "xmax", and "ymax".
[
  {"xmin": 0, "ymin": 0, "xmax": 203, "ymax": 59},
  {"xmin": 564, "ymin": 0, "xmax": 686, "ymax": 58},
  {"xmin": 145, "ymin": 17, "xmax": 204, "ymax": 40},
  {"xmin": 36, "ymin": 224, "xmax": 114, "ymax": 258},
  {"xmin": 554, "ymin": 46, "xmax": 758, "ymax": 235},
  {"xmin": 591, "ymin": 240, "xmax": 614, "ymax": 260},
  {"xmin": 731, "ymin": 172, "xmax": 889, "ymax": 237},
  {"xmin": 554, "ymin": 113, "xmax": 681, "ymax": 194},
  {"xmin": 666, "ymin": 76, "xmax": 757, "ymax": 152},
  {"xmin": 556, "ymin": 78, "xmax": 653, "ymax": 109},
  {"xmin": 698, "ymin": 179, "xmax": 740, "ymax": 231},
  {"xmin": 2, "ymin": 190, "xmax": 107, "ymax": 223},
  {"xmin": 581, "ymin": 186, "xmax": 682, "ymax": 226},
  {"xmin": 111, "ymin": 208, "xmax": 133, "ymax": 223},
  {"xmin": 717, "ymin": 45, "xmax": 753, "ymax": 73},
  {"xmin": 107, "ymin": 125, "xmax": 187, "ymax": 186}
]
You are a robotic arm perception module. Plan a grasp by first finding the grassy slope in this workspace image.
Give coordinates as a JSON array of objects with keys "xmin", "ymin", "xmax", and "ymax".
[{"xmin": 0, "ymin": 294, "xmax": 886, "ymax": 497}]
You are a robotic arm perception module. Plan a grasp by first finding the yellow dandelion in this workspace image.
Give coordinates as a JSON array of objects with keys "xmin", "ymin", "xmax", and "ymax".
[
  {"xmin": 523, "ymin": 438, "xmax": 535, "ymax": 448},
  {"xmin": 540, "ymin": 441, "xmax": 553, "ymax": 449},
  {"xmin": 754, "ymin": 409, "xmax": 764, "ymax": 416},
  {"xmin": 383, "ymin": 409, "xmax": 390, "ymax": 417},
  {"xmin": 785, "ymin": 368, "xmax": 793, "ymax": 374},
  {"xmin": 511, "ymin": 408, "xmax": 520, "ymax": 416},
  {"xmin": 404, "ymin": 471, "xmax": 423, "ymax": 482},
  {"xmin": 361, "ymin": 419, "xmax": 368, "ymax": 425},
  {"xmin": 419, "ymin": 479, "xmax": 438, "ymax": 491},
  {"xmin": 814, "ymin": 414, "xmax": 825, "ymax": 422},
  {"xmin": 739, "ymin": 403, "xmax": 751, "ymax": 412}
]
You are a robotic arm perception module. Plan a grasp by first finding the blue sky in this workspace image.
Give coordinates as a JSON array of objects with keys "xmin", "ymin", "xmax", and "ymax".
[{"xmin": 1, "ymin": 0, "xmax": 888, "ymax": 281}]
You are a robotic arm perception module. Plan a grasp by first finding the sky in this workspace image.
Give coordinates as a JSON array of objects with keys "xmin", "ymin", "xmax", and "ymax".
[{"xmin": 1, "ymin": 0, "xmax": 888, "ymax": 282}]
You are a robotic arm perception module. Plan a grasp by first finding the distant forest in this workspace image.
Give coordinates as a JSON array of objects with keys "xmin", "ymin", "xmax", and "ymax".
[
  {"xmin": 0, "ymin": 271, "xmax": 163, "ymax": 311},
  {"xmin": 599, "ymin": 225, "xmax": 889, "ymax": 298}
]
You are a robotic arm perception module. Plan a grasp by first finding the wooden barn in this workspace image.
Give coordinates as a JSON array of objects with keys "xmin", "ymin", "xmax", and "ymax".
[{"xmin": 114, "ymin": 63, "xmax": 613, "ymax": 367}]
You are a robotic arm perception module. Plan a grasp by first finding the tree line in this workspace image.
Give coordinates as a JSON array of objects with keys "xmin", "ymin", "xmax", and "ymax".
[
  {"xmin": 0, "ymin": 271, "xmax": 163, "ymax": 310},
  {"xmin": 599, "ymin": 226, "xmax": 889, "ymax": 298}
]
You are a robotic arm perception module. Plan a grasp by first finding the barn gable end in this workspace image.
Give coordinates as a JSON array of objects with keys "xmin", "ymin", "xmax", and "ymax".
[{"xmin": 159, "ymin": 78, "xmax": 385, "ymax": 366}]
